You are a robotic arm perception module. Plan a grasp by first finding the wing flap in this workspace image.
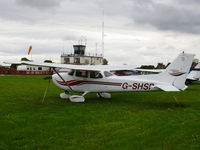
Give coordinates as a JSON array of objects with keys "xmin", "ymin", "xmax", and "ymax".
[
  {"xmin": 156, "ymin": 84, "xmax": 180, "ymax": 91},
  {"xmin": 133, "ymin": 69, "xmax": 163, "ymax": 73}
]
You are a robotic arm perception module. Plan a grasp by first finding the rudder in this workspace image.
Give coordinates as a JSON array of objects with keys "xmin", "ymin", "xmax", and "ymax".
[{"xmin": 158, "ymin": 52, "xmax": 195, "ymax": 90}]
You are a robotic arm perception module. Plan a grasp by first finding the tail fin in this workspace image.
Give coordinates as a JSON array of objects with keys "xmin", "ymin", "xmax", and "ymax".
[
  {"xmin": 157, "ymin": 52, "xmax": 195, "ymax": 90},
  {"xmin": 187, "ymin": 62, "xmax": 200, "ymax": 81}
]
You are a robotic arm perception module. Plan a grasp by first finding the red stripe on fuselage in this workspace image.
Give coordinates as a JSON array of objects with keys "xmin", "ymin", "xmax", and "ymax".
[{"xmin": 56, "ymin": 80, "xmax": 122, "ymax": 86}]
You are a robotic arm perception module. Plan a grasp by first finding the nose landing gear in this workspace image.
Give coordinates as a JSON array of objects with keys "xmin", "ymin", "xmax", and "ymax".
[{"xmin": 60, "ymin": 91, "xmax": 89, "ymax": 102}]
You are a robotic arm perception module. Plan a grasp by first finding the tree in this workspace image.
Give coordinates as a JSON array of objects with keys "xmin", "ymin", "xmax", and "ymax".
[
  {"xmin": 21, "ymin": 57, "xmax": 30, "ymax": 61},
  {"xmin": 44, "ymin": 60, "xmax": 53, "ymax": 63},
  {"xmin": 140, "ymin": 65, "xmax": 155, "ymax": 69},
  {"xmin": 155, "ymin": 63, "xmax": 166, "ymax": 69},
  {"xmin": 10, "ymin": 64, "xmax": 18, "ymax": 69},
  {"xmin": 102, "ymin": 58, "xmax": 108, "ymax": 65}
]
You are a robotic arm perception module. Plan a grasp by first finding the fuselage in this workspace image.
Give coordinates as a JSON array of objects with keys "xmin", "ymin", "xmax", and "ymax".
[{"xmin": 52, "ymin": 71, "xmax": 160, "ymax": 93}]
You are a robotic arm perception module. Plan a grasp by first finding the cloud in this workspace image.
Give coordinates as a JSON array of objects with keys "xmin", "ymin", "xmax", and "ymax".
[
  {"xmin": 16, "ymin": 0, "xmax": 63, "ymax": 9},
  {"xmin": 1, "ymin": 0, "xmax": 200, "ymax": 34},
  {"xmin": 0, "ymin": 0, "xmax": 200, "ymax": 65},
  {"xmin": 129, "ymin": 0, "xmax": 200, "ymax": 34}
]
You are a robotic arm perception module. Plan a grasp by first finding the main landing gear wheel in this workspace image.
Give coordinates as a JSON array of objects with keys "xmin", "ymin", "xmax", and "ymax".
[{"xmin": 97, "ymin": 92, "xmax": 111, "ymax": 99}]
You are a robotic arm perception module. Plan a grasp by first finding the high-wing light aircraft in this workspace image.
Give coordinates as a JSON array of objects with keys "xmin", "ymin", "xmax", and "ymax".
[
  {"xmin": 4, "ymin": 53, "xmax": 194, "ymax": 102},
  {"xmin": 186, "ymin": 62, "xmax": 200, "ymax": 83}
]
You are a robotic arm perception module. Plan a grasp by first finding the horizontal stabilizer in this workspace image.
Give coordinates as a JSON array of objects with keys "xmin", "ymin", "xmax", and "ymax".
[{"xmin": 156, "ymin": 84, "xmax": 180, "ymax": 91}]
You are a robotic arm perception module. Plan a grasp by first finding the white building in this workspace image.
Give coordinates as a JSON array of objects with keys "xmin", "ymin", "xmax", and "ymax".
[
  {"xmin": 61, "ymin": 45, "xmax": 104, "ymax": 65},
  {"xmin": 17, "ymin": 65, "xmax": 49, "ymax": 71}
]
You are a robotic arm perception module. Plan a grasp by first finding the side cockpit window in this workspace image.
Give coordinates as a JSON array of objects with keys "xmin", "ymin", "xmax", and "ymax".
[
  {"xmin": 90, "ymin": 71, "xmax": 103, "ymax": 79},
  {"xmin": 68, "ymin": 70, "xmax": 74, "ymax": 76},
  {"xmin": 75, "ymin": 70, "xmax": 88, "ymax": 78}
]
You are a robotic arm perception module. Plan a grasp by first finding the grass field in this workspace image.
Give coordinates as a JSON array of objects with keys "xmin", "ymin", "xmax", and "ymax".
[{"xmin": 0, "ymin": 75, "xmax": 200, "ymax": 150}]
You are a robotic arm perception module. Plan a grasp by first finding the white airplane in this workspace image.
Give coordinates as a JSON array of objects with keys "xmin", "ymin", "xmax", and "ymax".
[
  {"xmin": 129, "ymin": 62, "xmax": 200, "ymax": 83},
  {"xmin": 186, "ymin": 62, "xmax": 200, "ymax": 83},
  {"xmin": 4, "ymin": 52, "xmax": 194, "ymax": 102}
]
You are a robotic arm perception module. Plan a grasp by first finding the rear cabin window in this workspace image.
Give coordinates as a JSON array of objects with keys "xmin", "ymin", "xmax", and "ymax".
[
  {"xmin": 104, "ymin": 71, "xmax": 113, "ymax": 77},
  {"xmin": 75, "ymin": 70, "xmax": 88, "ymax": 78},
  {"xmin": 90, "ymin": 71, "xmax": 103, "ymax": 79}
]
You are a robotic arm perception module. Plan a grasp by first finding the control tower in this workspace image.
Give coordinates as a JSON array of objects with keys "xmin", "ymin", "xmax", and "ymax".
[
  {"xmin": 73, "ymin": 45, "xmax": 86, "ymax": 56},
  {"xmin": 61, "ymin": 45, "xmax": 103, "ymax": 65}
]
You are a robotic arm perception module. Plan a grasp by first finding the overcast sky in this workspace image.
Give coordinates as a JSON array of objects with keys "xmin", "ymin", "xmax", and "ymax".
[{"xmin": 0, "ymin": 0, "xmax": 200, "ymax": 65}]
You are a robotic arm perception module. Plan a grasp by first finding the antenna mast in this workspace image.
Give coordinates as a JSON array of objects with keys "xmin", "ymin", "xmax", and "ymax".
[{"xmin": 102, "ymin": 9, "xmax": 105, "ymax": 57}]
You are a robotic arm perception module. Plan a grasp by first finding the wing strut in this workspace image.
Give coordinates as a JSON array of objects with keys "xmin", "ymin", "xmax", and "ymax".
[{"xmin": 53, "ymin": 68, "xmax": 74, "ymax": 92}]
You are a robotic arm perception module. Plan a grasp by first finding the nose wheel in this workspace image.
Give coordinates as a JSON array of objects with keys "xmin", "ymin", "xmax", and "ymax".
[
  {"xmin": 60, "ymin": 93, "xmax": 71, "ymax": 99},
  {"xmin": 60, "ymin": 91, "xmax": 89, "ymax": 102}
]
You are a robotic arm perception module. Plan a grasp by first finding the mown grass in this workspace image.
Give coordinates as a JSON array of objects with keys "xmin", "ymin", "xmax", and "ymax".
[{"xmin": 0, "ymin": 75, "xmax": 200, "ymax": 150}]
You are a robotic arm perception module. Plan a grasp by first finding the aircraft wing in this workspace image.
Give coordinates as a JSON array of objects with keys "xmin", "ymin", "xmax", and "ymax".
[{"xmin": 4, "ymin": 61, "xmax": 136, "ymax": 71}]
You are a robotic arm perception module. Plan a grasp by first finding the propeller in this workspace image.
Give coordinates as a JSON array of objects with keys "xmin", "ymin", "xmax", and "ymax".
[
  {"xmin": 42, "ymin": 68, "xmax": 73, "ymax": 103},
  {"xmin": 43, "ymin": 76, "xmax": 52, "ymax": 80}
]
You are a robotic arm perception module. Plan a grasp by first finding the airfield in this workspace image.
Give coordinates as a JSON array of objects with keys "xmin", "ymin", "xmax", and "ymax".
[{"xmin": 1, "ymin": 75, "xmax": 200, "ymax": 150}]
